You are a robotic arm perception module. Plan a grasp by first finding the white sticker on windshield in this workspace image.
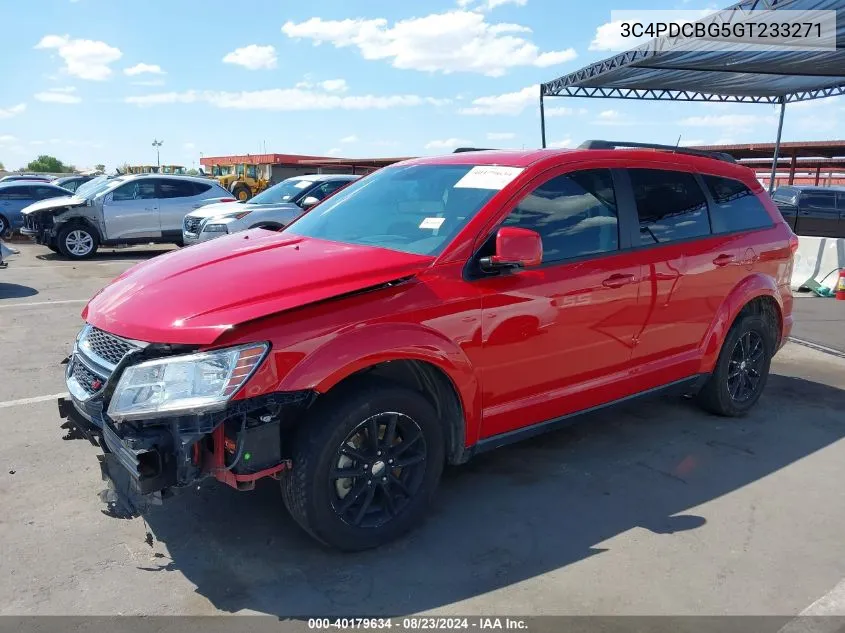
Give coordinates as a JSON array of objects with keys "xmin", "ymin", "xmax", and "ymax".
[
  {"xmin": 419, "ymin": 217, "xmax": 446, "ymax": 230},
  {"xmin": 294, "ymin": 180, "xmax": 313, "ymax": 189},
  {"xmin": 454, "ymin": 166, "xmax": 524, "ymax": 190}
]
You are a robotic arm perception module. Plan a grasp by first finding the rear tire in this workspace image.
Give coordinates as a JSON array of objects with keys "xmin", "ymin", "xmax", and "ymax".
[
  {"xmin": 696, "ymin": 314, "xmax": 773, "ymax": 417},
  {"xmin": 281, "ymin": 379, "xmax": 445, "ymax": 551},
  {"xmin": 56, "ymin": 224, "xmax": 99, "ymax": 259},
  {"xmin": 47, "ymin": 243, "xmax": 60, "ymax": 253}
]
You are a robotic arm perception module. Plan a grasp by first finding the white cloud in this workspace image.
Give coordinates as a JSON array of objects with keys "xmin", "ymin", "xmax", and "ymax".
[
  {"xmin": 788, "ymin": 96, "xmax": 843, "ymax": 110},
  {"xmin": 326, "ymin": 147, "xmax": 342, "ymax": 156},
  {"xmin": 183, "ymin": 142, "xmax": 195, "ymax": 150},
  {"xmin": 712, "ymin": 138, "xmax": 736, "ymax": 145},
  {"xmin": 321, "ymin": 79, "xmax": 348, "ymax": 93},
  {"xmin": 459, "ymin": 0, "xmax": 528, "ymax": 10},
  {"xmin": 487, "ymin": 132, "xmax": 516, "ymax": 140},
  {"xmin": 425, "ymin": 137, "xmax": 472, "ymax": 149},
  {"xmin": 124, "ymin": 63, "xmax": 165, "ymax": 76},
  {"xmin": 34, "ymin": 87, "xmax": 81, "ymax": 104},
  {"xmin": 222, "ymin": 44, "xmax": 278, "ymax": 70},
  {"xmin": 131, "ymin": 79, "xmax": 165, "ymax": 87},
  {"xmin": 460, "ymin": 84, "xmax": 536, "ymax": 115},
  {"xmin": 594, "ymin": 109, "xmax": 635, "ymax": 126},
  {"xmin": 549, "ymin": 138, "xmax": 573, "ymax": 148},
  {"xmin": 281, "ymin": 11, "xmax": 576, "ymax": 77},
  {"xmin": 0, "ymin": 103, "xmax": 26, "ymax": 119},
  {"xmin": 35, "ymin": 34, "xmax": 122, "ymax": 81},
  {"xmin": 679, "ymin": 114, "xmax": 774, "ymax": 128},
  {"xmin": 340, "ymin": 134, "xmax": 358, "ymax": 143},
  {"xmin": 546, "ymin": 106, "xmax": 588, "ymax": 117},
  {"xmin": 0, "ymin": 135, "xmax": 17, "ymax": 144},
  {"xmin": 125, "ymin": 88, "xmax": 447, "ymax": 111}
]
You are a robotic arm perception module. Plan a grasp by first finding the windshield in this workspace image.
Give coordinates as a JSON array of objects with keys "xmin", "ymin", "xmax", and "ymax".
[
  {"xmin": 83, "ymin": 176, "xmax": 126, "ymax": 199},
  {"xmin": 250, "ymin": 178, "xmax": 315, "ymax": 205},
  {"xmin": 772, "ymin": 187, "xmax": 798, "ymax": 205},
  {"xmin": 287, "ymin": 164, "xmax": 506, "ymax": 256},
  {"xmin": 74, "ymin": 176, "xmax": 108, "ymax": 197}
]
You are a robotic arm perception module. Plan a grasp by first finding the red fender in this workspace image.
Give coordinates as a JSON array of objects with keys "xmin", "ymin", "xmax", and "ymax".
[{"xmin": 699, "ymin": 272, "xmax": 787, "ymax": 373}]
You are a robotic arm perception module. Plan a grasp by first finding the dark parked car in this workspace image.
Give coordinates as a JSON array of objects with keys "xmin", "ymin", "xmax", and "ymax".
[
  {"xmin": 53, "ymin": 174, "xmax": 96, "ymax": 193},
  {"xmin": 772, "ymin": 185, "xmax": 845, "ymax": 238}
]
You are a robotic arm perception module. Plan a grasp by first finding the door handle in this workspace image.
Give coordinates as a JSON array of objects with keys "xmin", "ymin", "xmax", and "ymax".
[
  {"xmin": 713, "ymin": 254, "xmax": 736, "ymax": 267},
  {"xmin": 602, "ymin": 273, "xmax": 636, "ymax": 288}
]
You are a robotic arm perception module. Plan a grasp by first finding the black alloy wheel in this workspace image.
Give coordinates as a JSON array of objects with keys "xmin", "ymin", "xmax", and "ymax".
[
  {"xmin": 329, "ymin": 412, "xmax": 427, "ymax": 528},
  {"xmin": 727, "ymin": 331, "xmax": 765, "ymax": 403}
]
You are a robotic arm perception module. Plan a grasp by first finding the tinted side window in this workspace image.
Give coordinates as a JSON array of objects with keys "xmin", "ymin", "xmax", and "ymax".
[
  {"xmin": 837, "ymin": 193, "xmax": 845, "ymax": 212},
  {"xmin": 702, "ymin": 175, "xmax": 773, "ymax": 233},
  {"xmin": 192, "ymin": 182, "xmax": 212, "ymax": 195},
  {"xmin": 158, "ymin": 180, "xmax": 197, "ymax": 199},
  {"xmin": 32, "ymin": 186, "xmax": 64, "ymax": 200},
  {"xmin": 801, "ymin": 192, "xmax": 837, "ymax": 211},
  {"xmin": 629, "ymin": 169, "xmax": 710, "ymax": 245},
  {"xmin": 502, "ymin": 169, "xmax": 619, "ymax": 263},
  {"xmin": 309, "ymin": 180, "xmax": 349, "ymax": 202},
  {"xmin": 0, "ymin": 186, "xmax": 32, "ymax": 200},
  {"xmin": 112, "ymin": 181, "xmax": 157, "ymax": 201}
]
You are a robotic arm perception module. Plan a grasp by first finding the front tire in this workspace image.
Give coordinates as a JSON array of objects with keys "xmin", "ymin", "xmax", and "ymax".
[
  {"xmin": 696, "ymin": 314, "xmax": 773, "ymax": 417},
  {"xmin": 57, "ymin": 224, "xmax": 99, "ymax": 259},
  {"xmin": 281, "ymin": 379, "xmax": 445, "ymax": 551},
  {"xmin": 232, "ymin": 184, "xmax": 251, "ymax": 202}
]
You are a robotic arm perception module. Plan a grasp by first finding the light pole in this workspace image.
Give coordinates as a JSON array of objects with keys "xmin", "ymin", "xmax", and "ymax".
[{"xmin": 152, "ymin": 139, "xmax": 163, "ymax": 169}]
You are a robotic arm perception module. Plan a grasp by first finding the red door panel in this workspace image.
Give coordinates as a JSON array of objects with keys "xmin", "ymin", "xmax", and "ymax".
[{"xmin": 477, "ymin": 251, "xmax": 642, "ymax": 438}]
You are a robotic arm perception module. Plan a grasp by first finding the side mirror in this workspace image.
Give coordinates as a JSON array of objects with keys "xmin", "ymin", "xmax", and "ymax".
[
  {"xmin": 480, "ymin": 227, "xmax": 543, "ymax": 272},
  {"xmin": 103, "ymin": 192, "xmax": 114, "ymax": 204},
  {"xmin": 300, "ymin": 196, "xmax": 320, "ymax": 209}
]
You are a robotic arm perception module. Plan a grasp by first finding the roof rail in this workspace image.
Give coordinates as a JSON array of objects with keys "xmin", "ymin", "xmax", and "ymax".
[
  {"xmin": 578, "ymin": 140, "xmax": 737, "ymax": 163},
  {"xmin": 453, "ymin": 147, "xmax": 497, "ymax": 153}
]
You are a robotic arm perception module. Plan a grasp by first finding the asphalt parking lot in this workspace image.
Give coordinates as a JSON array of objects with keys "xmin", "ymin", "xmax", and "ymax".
[{"xmin": 2, "ymin": 242, "xmax": 845, "ymax": 619}]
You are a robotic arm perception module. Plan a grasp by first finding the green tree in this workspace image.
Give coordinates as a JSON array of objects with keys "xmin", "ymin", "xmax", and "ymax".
[
  {"xmin": 187, "ymin": 167, "xmax": 199, "ymax": 175},
  {"xmin": 26, "ymin": 155, "xmax": 73, "ymax": 173},
  {"xmin": 0, "ymin": 160, "xmax": 5, "ymax": 171},
  {"xmin": 94, "ymin": 164, "xmax": 105, "ymax": 172}
]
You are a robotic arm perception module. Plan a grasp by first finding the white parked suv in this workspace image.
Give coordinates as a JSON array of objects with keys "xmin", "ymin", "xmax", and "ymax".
[{"xmin": 182, "ymin": 174, "xmax": 359, "ymax": 245}]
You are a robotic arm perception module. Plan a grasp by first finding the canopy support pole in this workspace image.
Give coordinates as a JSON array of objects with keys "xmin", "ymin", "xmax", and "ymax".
[
  {"xmin": 540, "ymin": 88, "xmax": 547, "ymax": 149},
  {"xmin": 769, "ymin": 97, "xmax": 786, "ymax": 193}
]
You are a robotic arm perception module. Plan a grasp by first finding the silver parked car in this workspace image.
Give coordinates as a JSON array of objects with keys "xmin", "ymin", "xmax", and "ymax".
[
  {"xmin": 182, "ymin": 174, "xmax": 359, "ymax": 245},
  {"xmin": 21, "ymin": 174, "xmax": 235, "ymax": 259}
]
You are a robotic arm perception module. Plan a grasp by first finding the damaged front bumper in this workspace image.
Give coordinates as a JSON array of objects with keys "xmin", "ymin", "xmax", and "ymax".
[{"xmin": 59, "ymin": 334, "xmax": 314, "ymax": 519}]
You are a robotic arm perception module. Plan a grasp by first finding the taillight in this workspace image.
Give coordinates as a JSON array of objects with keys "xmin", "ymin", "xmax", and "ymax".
[
  {"xmin": 789, "ymin": 234, "xmax": 799, "ymax": 253},
  {"xmin": 218, "ymin": 197, "xmax": 236, "ymax": 202}
]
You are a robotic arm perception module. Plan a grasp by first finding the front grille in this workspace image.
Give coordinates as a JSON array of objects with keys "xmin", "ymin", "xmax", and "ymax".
[
  {"xmin": 184, "ymin": 216, "xmax": 202, "ymax": 234},
  {"xmin": 70, "ymin": 360, "xmax": 103, "ymax": 397},
  {"xmin": 80, "ymin": 327, "xmax": 136, "ymax": 367}
]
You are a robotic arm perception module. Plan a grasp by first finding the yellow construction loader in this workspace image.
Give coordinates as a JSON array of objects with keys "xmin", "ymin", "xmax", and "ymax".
[{"xmin": 212, "ymin": 163, "xmax": 269, "ymax": 201}]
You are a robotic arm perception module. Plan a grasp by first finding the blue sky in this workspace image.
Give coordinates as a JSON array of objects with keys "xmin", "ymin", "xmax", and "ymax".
[{"xmin": 1, "ymin": 0, "xmax": 843, "ymax": 171}]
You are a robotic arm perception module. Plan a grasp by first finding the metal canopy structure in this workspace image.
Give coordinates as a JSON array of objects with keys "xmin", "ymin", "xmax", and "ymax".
[{"xmin": 540, "ymin": 0, "xmax": 845, "ymax": 190}]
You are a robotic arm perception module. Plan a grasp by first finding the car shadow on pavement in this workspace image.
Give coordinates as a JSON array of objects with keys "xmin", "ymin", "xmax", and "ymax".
[
  {"xmin": 35, "ymin": 248, "xmax": 176, "ymax": 263},
  {"xmin": 0, "ymin": 283, "xmax": 38, "ymax": 300},
  {"xmin": 140, "ymin": 373, "xmax": 845, "ymax": 617}
]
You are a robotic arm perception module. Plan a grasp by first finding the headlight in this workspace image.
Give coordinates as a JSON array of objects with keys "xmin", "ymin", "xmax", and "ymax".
[
  {"xmin": 224, "ymin": 210, "xmax": 252, "ymax": 220},
  {"xmin": 203, "ymin": 223, "xmax": 229, "ymax": 233},
  {"xmin": 107, "ymin": 343, "xmax": 268, "ymax": 421}
]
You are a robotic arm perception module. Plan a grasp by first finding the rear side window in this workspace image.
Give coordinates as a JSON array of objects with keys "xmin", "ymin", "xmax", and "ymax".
[
  {"xmin": 628, "ymin": 169, "xmax": 710, "ymax": 245},
  {"xmin": 502, "ymin": 168, "xmax": 619, "ymax": 263},
  {"xmin": 158, "ymin": 179, "xmax": 197, "ymax": 199},
  {"xmin": 33, "ymin": 186, "xmax": 65, "ymax": 200},
  {"xmin": 837, "ymin": 193, "xmax": 845, "ymax": 211},
  {"xmin": 701, "ymin": 175, "xmax": 773, "ymax": 233},
  {"xmin": 801, "ymin": 192, "xmax": 836, "ymax": 210},
  {"xmin": 192, "ymin": 182, "xmax": 212, "ymax": 195}
]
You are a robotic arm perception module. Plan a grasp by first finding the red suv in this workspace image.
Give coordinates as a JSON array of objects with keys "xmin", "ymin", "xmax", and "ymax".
[{"xmin": 59, "ymin": 141, "xmax": 797, "ymax": 551}]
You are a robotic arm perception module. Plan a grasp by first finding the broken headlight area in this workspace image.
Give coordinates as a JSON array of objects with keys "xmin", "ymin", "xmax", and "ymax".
[{"xmin": 60, "ymin": 390, "xmax": 315, "ymax": 519}]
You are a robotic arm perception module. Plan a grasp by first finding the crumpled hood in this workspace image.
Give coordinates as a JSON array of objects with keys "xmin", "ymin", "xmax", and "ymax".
[
  {"xmin": 21, "ymin": 195, "xmax": 87, "ymax": 215},
  {"xmin": 82, "ymin": 230, "xmax": 434, "ymax": 345},
  {"xmin": 186, "ymin": 200, "xmax": 300, "ymax": 221}
]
